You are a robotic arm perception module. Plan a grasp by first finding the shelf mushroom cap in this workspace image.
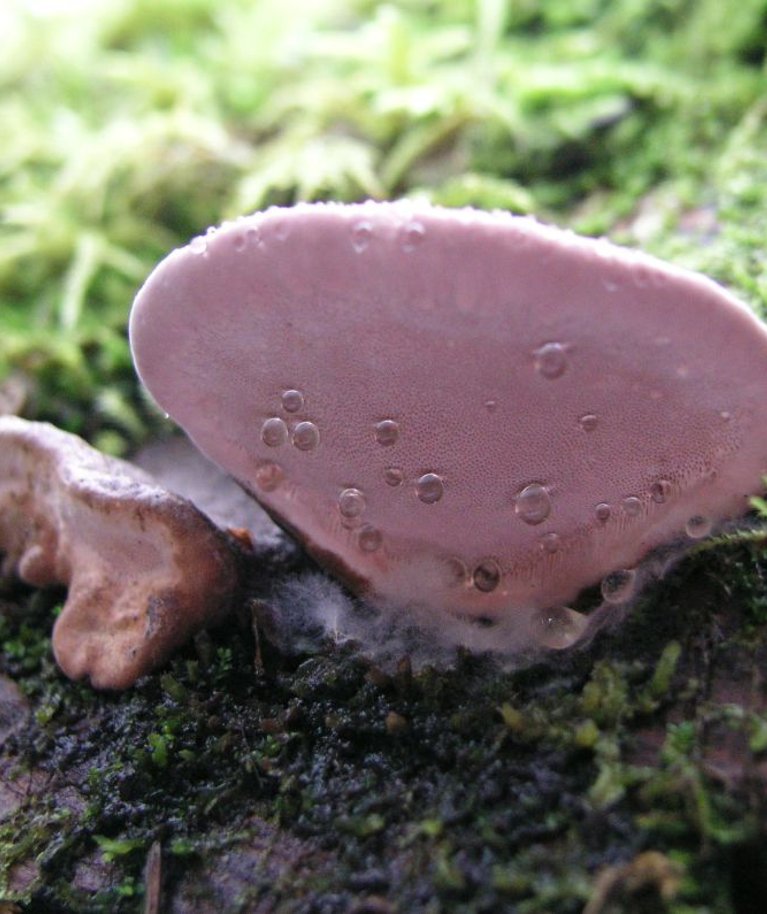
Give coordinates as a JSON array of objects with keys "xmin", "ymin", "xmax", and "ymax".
[{"xmin": 129, "ymin": 202, "xmax": 767, "ymax": 648}]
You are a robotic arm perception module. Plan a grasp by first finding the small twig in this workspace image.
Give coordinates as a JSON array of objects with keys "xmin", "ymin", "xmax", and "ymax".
[
  {"xmin": 250, "ymin": 598, "xmax": 274, "ymax": 675},
  {"xmin": 143, "ymin": 840, "xmax": 162, "ymax": 914}
]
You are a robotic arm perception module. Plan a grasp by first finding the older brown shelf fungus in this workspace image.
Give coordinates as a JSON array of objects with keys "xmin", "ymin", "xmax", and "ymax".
[{"xmin": 0, "ymin": 416, "xmax": 241, "ymax": 689}]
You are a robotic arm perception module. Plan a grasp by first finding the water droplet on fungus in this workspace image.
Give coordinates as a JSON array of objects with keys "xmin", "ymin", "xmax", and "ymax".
[
  {"xmin": 534, "ymin": 342, "xmax": 568, "ymax": 379},
  {"xmin": 375, "ymin": 419, "xmax": 400, "ymax": 446},
  {"xmin": 601, "ymin": 569, "xmax": 637, "ymax": 604},
  {"xmin": 383, "ymin": 467, "xmax": 405, "ymax": 487},
  {"xmin": 595, "ymin": 503, "xmax": 611, "ymax": 523},
  {"xmin": 338, "ymin": 487, "xmax": 366, "ymax": 519},
  {"xmin": 515, "ymin": 483, "xmax": 551, "ymax": 525},
  {"xmin": 416, "ymin": 473, "xmax": 444, "ymax": 504},
  {"xmin": 539, "ymin": 532, "xmax": 560, "ymax": 554},
  {"xmin": 358, "ymin": 525, "xmax": 382, "ymax": 552},
  {"xmin": 402, "ymin": 220, "xmax": 425, "ymax": 253},
  {"xmin": 351, "ymin": 220, "xmax": 373, "ymax": 253},
  {"xmin": 534, "ymin": 606, "xmax": 589, "ymax": 650},
  {"xmin": 292, "ymin": 421, "xmax": 320, "ymax": 451},
  {"xmin": 261, "ymin": 417, "xmax": 288, "ymax": 448},
  {"xmin": 473, "ymin": 559, "xmax": 501, "ymax": 593},
  {"xmin": 281, "ymin": 389, "xmax": 304, "ymax": 413}
]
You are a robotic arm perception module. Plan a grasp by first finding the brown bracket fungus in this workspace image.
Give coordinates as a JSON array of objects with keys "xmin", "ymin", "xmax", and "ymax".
[
  {"xmin": 129, "ymin": 202, "xmax": 767, "ymax": 654},
  {"xmin": 0, "ymin": 416, "xmax": 240, "ymax": 688}
]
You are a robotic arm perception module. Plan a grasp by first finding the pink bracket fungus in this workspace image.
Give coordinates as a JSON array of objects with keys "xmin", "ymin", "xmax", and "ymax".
[
  {"xmin": 0, "ymin": 416, "xmax": 241, "ymax": 689},
  {"xmin": 129, "ymin": 201, "xmax": 767, "ymax": 654}
]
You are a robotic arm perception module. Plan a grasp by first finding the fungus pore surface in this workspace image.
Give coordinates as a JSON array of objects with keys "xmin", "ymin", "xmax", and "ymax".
[
  {"xmin": 129, "ymin": 202, "xmax": 767, "ymax": 652},
  {"xmin": 0, "ymin": 416, "xmax": 240, "ymax": 688}
]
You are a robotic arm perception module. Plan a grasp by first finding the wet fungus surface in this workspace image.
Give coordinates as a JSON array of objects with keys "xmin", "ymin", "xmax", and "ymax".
[
  {"xmin": 129, "ymin": 201, "xmax": 767, "ymax": 652},
  {"xmin": 0, "ymin": 416, "xmax": 241, "ymax": 688}
]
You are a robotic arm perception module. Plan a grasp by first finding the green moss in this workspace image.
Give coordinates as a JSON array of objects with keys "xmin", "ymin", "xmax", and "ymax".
[{"xmin": 3, "ymin": 540, "xmax": 766, "ymax": 911}]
